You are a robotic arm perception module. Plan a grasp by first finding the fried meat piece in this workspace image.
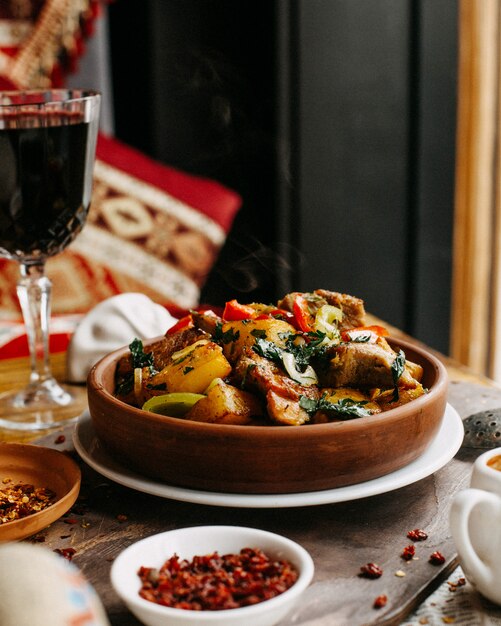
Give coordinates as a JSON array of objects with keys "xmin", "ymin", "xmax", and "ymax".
[
  {"xmin": 233, "ymin": 349, "xmax": 319, "ymax": 425},
  {"xmin": 313, "ymin": 289, "xmax": 366, "ymax": 331},
  {"xmin": 192, "ymin": 309, "xmax": 222, "ymax": 335},
  {"xmin": 319, "ymin": 341, "xmax": 418, "ymax": 389},
  {"xmin": 266, "ymin": 390, "xmax": 310, "ymax": 425},
  {"xmin": 115, "ymin": 327, "xmax": 209, "ymax": 382},
  {"xmin": 276, "ymin": 289, "xmax": 366, "ymax": 332}
]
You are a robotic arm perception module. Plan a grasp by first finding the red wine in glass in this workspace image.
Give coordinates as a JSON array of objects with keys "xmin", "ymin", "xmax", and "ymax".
[
  {"xmin": 0, "ymin": 90, "xmax": 100, "ymax": 430},
  {"xmin": 0, "ymin": 115, "xmax": 91, "ymax": 260}
]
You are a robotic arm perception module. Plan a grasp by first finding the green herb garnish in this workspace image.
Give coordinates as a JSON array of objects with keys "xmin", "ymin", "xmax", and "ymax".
[
  {"xmin": 213, "ymin": 322, "xmax": 240, "ymax": 345},
  {"xmin": 299, "ymin": 394, "xmax": 372, "ymax": 419},
  {"xmin": 391, "ymin": 349, "xmax": 406, "ymax": 401}
]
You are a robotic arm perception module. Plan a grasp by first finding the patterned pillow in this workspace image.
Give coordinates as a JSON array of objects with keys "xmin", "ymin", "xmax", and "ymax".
[{"xmin": 0, "ymin": 133, "xmax": 241, "ymax": 318}]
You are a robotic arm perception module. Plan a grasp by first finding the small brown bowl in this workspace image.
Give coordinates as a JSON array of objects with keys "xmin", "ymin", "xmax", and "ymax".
[
  {"xmin": 0, "ymin": 443, "xmax": 81, "ymax": 541},
  {"xmin": 87, "ymin": 337, "xmax": 448, "ymax": 494}
]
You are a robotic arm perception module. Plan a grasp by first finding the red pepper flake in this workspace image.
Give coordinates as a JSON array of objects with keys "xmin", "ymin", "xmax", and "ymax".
[
  {"xmin": 0, "ymin": 482, "xmax": 56, "ymax": 524},
  {"xmin": 401, "ymin": 545, "xmax": 416, "ymax": 561},
  {"xmin": 359, "ymin": 563, "xmax": 383, "ymax": 579},
  {"xmin": 138, "ymin": 547, "xmax": 298, "ymax": 610},
  {"xmin": 31, "ymin": 534, "xmax": 46, "ymax": 543},
  {"xmin": 429, "ymin": 551, "xmax": 445, "ymax": 565},
  {"xmin": 447, "ymin": 577, "xmax": 466, "ymax": 592},
  {"xmin": 373, "ymin": 594, "xmax": 388, "ymax": 609},
  {"xmin": 63, "ymin": 518, "xmax": 78, "ymax": 525},
  {"xmin": 54, "ymin": 434, "xmax": 66, "ymax": 444},
  {"xmin": 116, "ymin": 514, "xmax": 128, "ymax": 522},
  {"xmin": 60, "ymin": 534, "xmax": 71, "ymax": 539},
  {"xmin": 407, "ymin": 529, "xmax": 428, "ymax": 541},
  {"xmin": 54, "ymin": 547, "xmax": 76, "ymax": 561}
]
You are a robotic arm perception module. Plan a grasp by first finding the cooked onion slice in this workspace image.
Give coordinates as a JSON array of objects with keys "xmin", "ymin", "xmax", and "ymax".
[
  {"xmin": 133, "ymin": 367, "xmax": 143, "ymax": 404},
  {"xmin": 282, "ymin": 352, "xmax": 318, "ymax": 386}
]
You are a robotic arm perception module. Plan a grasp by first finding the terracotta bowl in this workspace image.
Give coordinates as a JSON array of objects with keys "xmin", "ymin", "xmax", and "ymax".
[
  {"xmin": 87, "ymin": 337, "xmax": 448, "ymax": 494},
  {"xmin": 0, "ymin": 443, "xmax": 81, "ymax": 541}
]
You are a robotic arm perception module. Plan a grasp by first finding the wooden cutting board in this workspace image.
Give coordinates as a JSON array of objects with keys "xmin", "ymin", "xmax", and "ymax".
[{"xmin": 24, "ymin": 380, "xmax": 501, "ymax": 626}]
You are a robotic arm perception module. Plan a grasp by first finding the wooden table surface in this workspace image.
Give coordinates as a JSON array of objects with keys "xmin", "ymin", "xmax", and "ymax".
[{"xmin": 0, "ymin": 327, "xmax": 500, "ymax": 625}]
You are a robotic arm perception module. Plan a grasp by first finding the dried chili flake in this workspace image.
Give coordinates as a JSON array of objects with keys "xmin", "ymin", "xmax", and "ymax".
[
  {"xmin": 63, "ymin": 517, "xmax": 78, "ymax": 525},
  {"xmin": 401, "ymin": 545, "xmax": 416, "ymax": 561},
  {"xmin": 138, "ymin": 547, "xmax": 298, "ymax": 611},
  {"xmin": 373, "ymin": 594, "xmax": 388, "ymax": 609},
  {"xmin": 359, "ymin": 563, "xmax": 383, "ymax": 579},
  {"xmin": 54, "ymin": 434, "xmax": 66, "ymax": 444},
  {"xmin": 0, "ymin": 481, "xmax": 56, "ymax": 524},
  {"xmin": 117, "ymin": 514, "xmax": 128, "ymax": 522},
  {"xmin": 54, "ymin": 547, "xmax": 76, "ymax": 561},
  {"xmin": 429, "ymin": 551, "xmax": 445, "ymax": 565},
  {"xmin": 407, "ymin": 529, "xmax": 428, "ymax": 542}
]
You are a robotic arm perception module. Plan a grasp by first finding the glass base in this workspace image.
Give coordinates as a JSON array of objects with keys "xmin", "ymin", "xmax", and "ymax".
[{"xmin": 0, "ymin": 378, "xmax": 83, "ymax": 431}]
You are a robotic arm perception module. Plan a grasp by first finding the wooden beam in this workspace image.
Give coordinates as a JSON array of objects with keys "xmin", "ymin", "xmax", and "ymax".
[{"xmin": 451, "ymin": 0, "xmax": 499, "ymax": 375}]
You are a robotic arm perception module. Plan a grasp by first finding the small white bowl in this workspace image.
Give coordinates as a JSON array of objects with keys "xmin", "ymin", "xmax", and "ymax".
[{"xmin": 110, "ymin": 525, "xmax": 314, "ymax": 626}]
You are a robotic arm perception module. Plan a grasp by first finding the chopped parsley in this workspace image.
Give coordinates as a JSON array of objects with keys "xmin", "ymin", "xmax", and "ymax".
[
  {"xmin": 116, "ymin": 338, "xmax": 156, "ymax": 396},
  {"xmin": 213, "ymin": 322, "xmax": 240, "ymax": 345},
  {"xmin": 391, "ymin": 349, "xmax": 406, "ymax": 401},
  {"xmin": 240, "ymin": 363, "xmax": 256, "ymax": 389},
  {"xmin": 252, "ymin": 337, "xmax": 283, "ymax": 364},
  {"xmin": 146, "ymin": 382, "xmax": 168, "ymax": 391},
  {"xmin": 250, "ymin": 328, "xmax": 267, "ymax": 339},
  {"xmin": 299, "ymin": 394, "xmax": 372, "ymax": 419},
  {"xmin": 130, "ymin": 338, "xmax": 155, "ymax": 370}
]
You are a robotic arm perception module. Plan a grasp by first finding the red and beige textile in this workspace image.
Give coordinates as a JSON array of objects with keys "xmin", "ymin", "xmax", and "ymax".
[{"xmin": 0, "ymin": 1, "xmax": 242, "ymax": 357}]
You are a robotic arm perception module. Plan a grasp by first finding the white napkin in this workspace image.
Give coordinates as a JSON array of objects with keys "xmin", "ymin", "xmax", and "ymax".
[
  {"xmin": 0, "ymin": 543, "xmax": 110, "ymax": 626},
  {"xmin": 66, "ymin": 293, "xmax": 176, "ymax": 383}
]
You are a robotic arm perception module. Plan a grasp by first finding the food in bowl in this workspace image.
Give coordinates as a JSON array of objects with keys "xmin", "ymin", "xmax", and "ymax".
[
  {"xmin": 110, "ymin": 526, "xmax": 314, "ymax": 626},
  {"xmin": 114, "ymin": 289, "xmax": 426, "ymax": 426},
  {"xmin": 138, "ymin": 547, "xmax": 298, "ymax": 610},
  {"xmin": 0, "ymin": 479, "xmax": 56, "ymax": 525}
]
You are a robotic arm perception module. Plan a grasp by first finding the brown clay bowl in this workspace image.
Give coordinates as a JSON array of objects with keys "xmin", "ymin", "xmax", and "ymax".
[
  {"xmin": 0, "ymin": 443, "xmax": 81, "ymax": 541},
  {"xmin": 87, "ymin": 337, "xmax": 448, "ymax": 494}
]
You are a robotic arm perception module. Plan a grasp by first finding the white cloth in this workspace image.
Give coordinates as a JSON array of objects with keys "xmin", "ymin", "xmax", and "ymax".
[
  {"xmin": 66, "ymin": 292, "xmax": 176, "ymax": 383},
  {"xmin": 0, "ymin": 543, "xmax": 110, "ymax": 626}
]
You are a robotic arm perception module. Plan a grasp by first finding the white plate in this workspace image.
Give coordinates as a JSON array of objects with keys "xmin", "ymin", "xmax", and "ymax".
[{"xmin": 73, "ymin": 405, "xmax": 463, "ymax": 509}]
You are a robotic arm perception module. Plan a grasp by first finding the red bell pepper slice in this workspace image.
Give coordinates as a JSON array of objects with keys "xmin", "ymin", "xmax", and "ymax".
[
  {"xmin": 222, "ymin": 299, "xmax": 257, "ymax": 321},
  {"xmin": 341, "ymin": 325, "xmax": 389, "ymax": 342},
  {"xmin": 292, "ymin": 295, "xmax": 316, "ymax": 332},
  {"xmin": 166, "ymin": 314, "xmax": 194, "ymax": 335}
]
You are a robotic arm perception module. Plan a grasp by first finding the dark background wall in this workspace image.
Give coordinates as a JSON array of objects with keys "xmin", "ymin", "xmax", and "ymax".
[{"xmin": 107, "ymin": 0, "xmax": 457, "ymax": 355}]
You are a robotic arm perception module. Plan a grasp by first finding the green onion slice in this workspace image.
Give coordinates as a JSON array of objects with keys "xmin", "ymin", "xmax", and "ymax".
[{"xmin": 142, "ymin": 392, "xmax": 205, "ymax": 417}]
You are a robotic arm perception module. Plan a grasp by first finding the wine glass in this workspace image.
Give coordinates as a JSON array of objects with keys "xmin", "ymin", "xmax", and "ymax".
[{"xmin": 0, "ymin": 89, "xmax": 101, "ymax": 431}]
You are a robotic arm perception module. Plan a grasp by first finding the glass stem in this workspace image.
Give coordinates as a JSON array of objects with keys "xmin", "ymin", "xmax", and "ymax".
[{"xmin": 17, "ymin": 262, "xmax": 53, "ymax": 386}]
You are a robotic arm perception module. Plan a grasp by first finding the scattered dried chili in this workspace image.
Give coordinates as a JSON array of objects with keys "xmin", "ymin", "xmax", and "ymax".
[
  {"xmin": 0, "ymin": 480, "xmax": 56, "ymax": 524},
  {"xmin": 407, "ymin": 529, "xmax": 428, "ymax": 542},
  {"xmin": 138, "ymin": 547, "xmax": 298, "ymax": 611},
  {"xmin": 117, "ymin": 514, "xmax": 128, "ymax": 523},
  {"xmin": 54, "ymin": 547, "xmax": 77, "ymax": 561},
  {"xmin": 373, "ymin": 594, "xmax": 388, "ymax": 609},
  {"xmin": 429, "ymin": 551, "xmax": 446, "ymax": 565},
  {"xmin": 54, "ymin": 434, "xmax": 66, "ymax": 444},
  {"xmin": 401, "ymin": 545, "xmax": 416, "ymax": 561},
  {"xmin": 359, "ymin": 563, "xmax": 383, "ymax": 579}
]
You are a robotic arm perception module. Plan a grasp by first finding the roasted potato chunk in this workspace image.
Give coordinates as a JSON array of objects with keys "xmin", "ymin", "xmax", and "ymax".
[
  {"xmin": 221, "ymin": 318, "xmax": 296, "ymax": 363},
  {"xmin": 149, "ymin": 341, "xmax": 232, "ymax": 394},
  {"xmin": 186, "ymin": 380, "xmax": 263, "ymax": 424},
  {"xmin": 372, "ymin": 384, "xmax": 426, "ymax": 411}
]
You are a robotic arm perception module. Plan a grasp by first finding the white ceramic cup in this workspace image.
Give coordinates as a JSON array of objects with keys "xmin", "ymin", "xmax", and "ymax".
[{"xmin": 450, "ymin": 447, "xmax": 501, "ymax": 605}]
